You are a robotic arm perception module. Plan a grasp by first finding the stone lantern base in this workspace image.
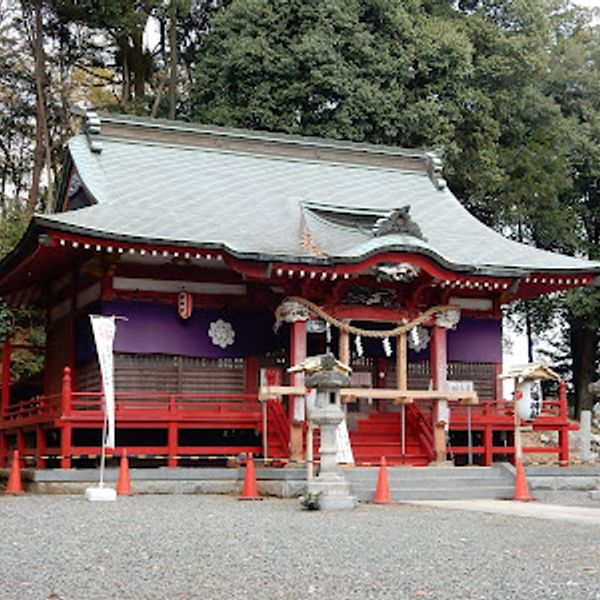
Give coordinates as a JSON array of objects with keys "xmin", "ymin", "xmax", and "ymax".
[{"xmin": 308, "ymin": 473, "xmax": 357, "ymax": 511}]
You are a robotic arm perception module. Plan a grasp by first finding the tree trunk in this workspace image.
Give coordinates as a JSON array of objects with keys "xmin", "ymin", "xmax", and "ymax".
[
  {"xmin": 150, "ymin": 72, "xmax": 168, "ymax": 118},
  {"xmin": 25, "ymin": 0, "xmax": 50, "ymax": 214},
  {"xmin": 525, "ymin": 305, "xmax": 534, "ymax": 363},
  {"xmin": 121, "ymin": 41, "xmax": 131, "ymax": 105},
  {"xmin": 168, "ymin": 1, "xmax": 178, "ymax": 120},
  {"xmin": 131, "ymin": 28, "xmax": 146, "ymax": 101},
  {"xmin": 570, "ymin": 314, "xmax": 598, "ymax": 419}
]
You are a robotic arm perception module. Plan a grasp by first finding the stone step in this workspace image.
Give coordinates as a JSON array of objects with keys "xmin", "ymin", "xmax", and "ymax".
[
  {"xmin": 350, "ymin": 475, "xmax": 511, "ymax": 490},
  {"xmin": 346, "ymin": 465, "xmax": 512, "ymax": 481},
  {"xmin": 353, "ymin": 485, "xmax": 514, "ymax": 502}
]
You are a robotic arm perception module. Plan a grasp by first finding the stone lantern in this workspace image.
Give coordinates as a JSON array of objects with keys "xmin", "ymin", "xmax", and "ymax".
[{"xmin": 304, "ymin": 353, "xmax": 357, "ymax": 511}]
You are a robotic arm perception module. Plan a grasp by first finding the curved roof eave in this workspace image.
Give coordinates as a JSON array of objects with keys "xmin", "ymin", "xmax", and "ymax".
[
  {"xmin": 30, "ymin": 217, "xmax": 600, "ymax": 280},
  {"xmin": 0, "ymin": 220, "xmax": 44, "ymax": 276}
]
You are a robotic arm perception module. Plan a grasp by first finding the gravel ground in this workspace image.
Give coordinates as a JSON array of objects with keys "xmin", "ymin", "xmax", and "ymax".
[{"xmin": 1, "ymin": 495, "xmax": 599, "ymax": 600}]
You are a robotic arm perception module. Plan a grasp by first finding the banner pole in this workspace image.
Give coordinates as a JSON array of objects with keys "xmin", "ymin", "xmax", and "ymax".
[{"xmin": 99, "ymin": 407, "xmax": 108, "ymax": 488}]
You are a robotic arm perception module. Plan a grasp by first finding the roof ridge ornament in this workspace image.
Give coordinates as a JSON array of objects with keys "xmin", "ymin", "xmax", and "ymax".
[
  {"xmin": 372, "ymin": 206, "xmax": 426, "ymax": 241},
  {"xmin": 425, "ymin": 152, "xmax": 446, "ymax": 190},
  {"xmin": 84, "ymin": 111, "xmax": 103, "ymax": 154}
]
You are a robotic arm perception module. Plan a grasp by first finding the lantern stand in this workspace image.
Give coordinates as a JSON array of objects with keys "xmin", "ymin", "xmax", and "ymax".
[
  {"xmin": 302, "ymin": 354, "xmax": 356, "ymax": 511},
  {"xmin": 499, "ymin": 362, "xmax": 559, "ymax": 467}
]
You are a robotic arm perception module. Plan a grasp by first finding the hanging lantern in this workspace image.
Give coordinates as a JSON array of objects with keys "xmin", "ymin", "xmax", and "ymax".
[
  {"xmin": 515, "ymin": 379, "xmax": 543, "ymax": 421},
  {"xmin": 177, "ymin": 291, "xmax": 193, "ymax": 319}
]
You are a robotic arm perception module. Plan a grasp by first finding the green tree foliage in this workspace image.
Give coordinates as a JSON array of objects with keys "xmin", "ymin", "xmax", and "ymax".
[
  {"xmin": 53, "ymin": 0, "xmax": 161, "ymax": 109},
  {"xmin": 189, "ymin": 0, "xmax": 600, "ymax": 413},
  {"xmin": 191, "ymin": 0, "xmax": 473, "ymax": 146}
]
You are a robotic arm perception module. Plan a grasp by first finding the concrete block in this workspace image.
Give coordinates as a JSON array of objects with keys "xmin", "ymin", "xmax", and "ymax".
[
  {"xmin": 527, "ymin": 477, "xmax": 555, "ymax": 491},
  {"xmin": 553, "ymin": 476, "xmax": 598, "ymax": 491}
]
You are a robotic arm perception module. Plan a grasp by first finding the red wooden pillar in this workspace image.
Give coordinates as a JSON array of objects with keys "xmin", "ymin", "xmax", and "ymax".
[
  {"xmin": 16, "ymin": 429, "xmax": 25, "ymax": 467},
  {"xmin": 430, "ymin": 326, "xmax": 448, "ymax": 463},
  {"xmin": 0, "ymin": 432, "xmax": 6, "ymax": 468},
  {"xmin": 61, "ymin": 367, "xmax": 72, "ymax": 468},
  {"xmin": 289, "ymin": 320, "xmax": 306, "ymax": 462},
  {"xmin": 167, "ymin": 395, "xmax": 177, "ymax": 467},
  {"xmin": 483, "ymin": 425, "xmax": 493, "ymax": 466},
  {"xmin": 0, "ymin": 337, "xmax": 9, "ymax": 468},
  {"xmin": 2, "ymin": 336, "xmax": 11, "ymax": 417},
  {"xmin": 36, "ymin": 425, "xmax": 46, "ymax": 469},
  {"xmin": 168, "ymin": 425, "xmax": 178, "ymax": 467},
  {"xmin": 245, "ymin": 357, "xmax": 258, "ymax": 394},
  {"xmin": 61, "ymin": 425, "xmax": 72, "ymax": 469},
  {"xmin": 558, "ymin": 380, "xmax": 569, "ymax": 466},
  {"xmin": 61, "ymin": 366, "xmax": 72, "ymax": 416}
]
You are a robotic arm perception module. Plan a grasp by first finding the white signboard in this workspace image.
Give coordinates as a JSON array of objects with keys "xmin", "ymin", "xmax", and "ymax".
[{"xmin": 90, "ymin": 315, "xmax": 117, "ymax": 448}]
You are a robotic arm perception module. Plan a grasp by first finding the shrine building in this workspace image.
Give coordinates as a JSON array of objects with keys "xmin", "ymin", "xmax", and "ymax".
[{"xmin": 1, "ymin": 111, "xmax": 598, "ymax": 470}]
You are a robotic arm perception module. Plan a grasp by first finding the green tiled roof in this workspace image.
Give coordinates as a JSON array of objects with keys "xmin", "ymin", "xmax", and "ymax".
[{"xmin": 36, "ymin": 114, "xmax": 600, "ymax": 276}]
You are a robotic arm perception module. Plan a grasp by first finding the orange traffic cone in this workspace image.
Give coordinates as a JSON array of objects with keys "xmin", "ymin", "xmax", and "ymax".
[
  {"xmin": 374, "ymin": 456, "xmax": 391, "ymax": 504},
  {"xmin": 116, "ymin": 449, "xmax": 132, "ymax": 496},
  {"xmin": 514, "ymin": 458, "xmax": 533, "ymax": 502},
  {"xmin": 239, "ymin": 452, "xmax": 261, "ymax": 500},
  {"xmin": 6, "ymin": 450, "xmax": 23, "ymax": 494}
]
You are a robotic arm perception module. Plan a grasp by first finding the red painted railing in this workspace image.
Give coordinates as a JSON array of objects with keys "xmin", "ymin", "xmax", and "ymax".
[
  {"xmin": 2, "ymin": 394, "xmax": 61, "ymax": 424},
  {"xmin": 266, "ymin": 399, "xmax": 290, "ymax": 454},
  {"xmin": 444, "ymin": 381, "xmax": 572, "ymax": 465},
  {"xmin": 0, "ymin": 368, "xmax": 574, "ymax": 468},
  {"xmin": 67, "ymin": 391, "xmax": 262, "ymax": 416},
  {"xmin": 406, "ymin": 403, "xmax": 435, "ymax": 462}
]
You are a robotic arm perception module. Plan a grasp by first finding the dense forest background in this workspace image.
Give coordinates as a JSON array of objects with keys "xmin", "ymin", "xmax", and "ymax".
[{"xmin": 1, "ymin": 0, "xmax": 599, "ymax": 415}]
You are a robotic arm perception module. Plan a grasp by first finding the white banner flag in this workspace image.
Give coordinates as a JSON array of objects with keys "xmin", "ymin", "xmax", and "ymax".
[{"xmin": 90, "ymin": 315, "xmax": 117, "ymax": 448}]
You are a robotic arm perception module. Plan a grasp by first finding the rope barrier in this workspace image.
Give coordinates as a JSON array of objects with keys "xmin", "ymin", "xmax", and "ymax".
[{"xmin": 279, "ymin": 296, "xmax": 460, "ymax": 339}]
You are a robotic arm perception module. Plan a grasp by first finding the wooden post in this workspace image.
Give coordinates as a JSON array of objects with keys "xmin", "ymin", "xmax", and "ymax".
[
  {"xmin": 2, "ymin": 336, "xmax": 11, "ymax": 417},
  {"xmin": 168, "ymin": 395, "xmax": 177, "ymax": 467},
  {"xmin": 60, "ymin": 424, "xmax": 72, "ymax": 469},
  {"xmin": 558, "ymin": 427, "xmax": 569, "ymax": 466},
  {"xmin": 16, "ymin": 429, "xmax": 25, "ymax": 467},
  {"xmin": 168, "ymin": 424, "xmax": 178, "ymax": 467},
  {"xmin": 0, "ymin": 337, "xmax": 9, "ymax": 468},
  {"xmin": 289, "ymin": 320, "xmax": 306, "ymax": 462},
  {"xmin": 60, "ymin": 366, "xmax": 72, "ymax": 469},
  {"xmin": 514, "ymin": 377, "xmax": 522, "ymax": 464},
  {"xmin": 558, "ymin": 380, "xmax": 568, "ymax": 420},
  {"xmin": 339, "ymin": 328, "xmax": 350, "ymax": 365},
  {"xmin": 430, "ymin": 326, "xmax": 448, "ymax": 463},
  {"xmin": 36, "ymin": 425, "xmax": 46, "ymax": 469},
  {"xmin": 483, "ymin": 425, "xmax": 493, "ymax": 466},
  {"xmin": 245, "ymin": 357, "xmax": 258, "ymax": 395},
  {"xmin": 396, "ymin": 332, "xmax": 407, "ymax": 391},
  {"xmin": 493, "ymin": 362, "xmax": 503, "ymax": 400},
  {"xmin": 0, "ymin": 432, "xmax": 6, "ymax": 468},
  {"xmin": 375, "ymin": 357, "xmax": 387, "ymax": 412},
  {"xmin": 61, "ymin": 366, "xmax": 72, "ymax": 417},
  {"xmin": 339, "ymin": 325, "xmax": 350, "ymax": 407},
  {"xmin": 558, "ymin": 380, "xmax": 569, "ymax": 466}
]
